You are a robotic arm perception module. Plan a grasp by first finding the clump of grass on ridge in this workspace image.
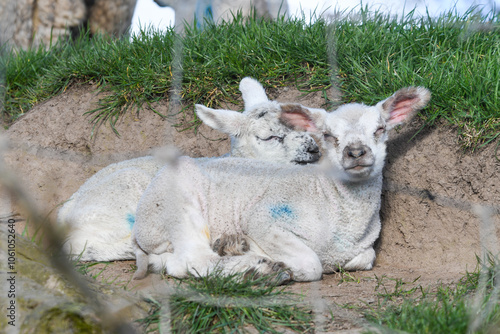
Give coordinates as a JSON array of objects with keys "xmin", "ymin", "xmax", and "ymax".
[
  {"xmin": 137, "ymin": 271, "xmax": 313, "ymax": 333},
  {"xmin": 1, "ymin": 6, "xmax": 499, "ymax": 146},
  {"xmin": 331, "ymin": 6, "xmax": 500, "ymax": 148},
  {"xmin": 1, "ymin": 13, "xmax": 331, "ymax": 134},
  {"xmin": 364, "ymin": 255, "xmax": 500, "ymax": 334}
]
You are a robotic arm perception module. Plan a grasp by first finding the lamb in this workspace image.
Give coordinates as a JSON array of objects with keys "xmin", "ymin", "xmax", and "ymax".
[
  {"xmin": 132, "ymin": 85, "xmax": 431, "ymax": 282},
  {"xmin": 154, "ymin": 0, "xmax": 289, "ymax": 31},
  {"xmin": 57, "ymin": 77, "xmax": 321, "ymax": 261}
]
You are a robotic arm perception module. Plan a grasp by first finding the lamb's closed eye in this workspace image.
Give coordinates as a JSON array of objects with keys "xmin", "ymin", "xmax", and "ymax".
[{"xmin": 258, "ymin": 135, "xmax": 284, "ymax": 143}]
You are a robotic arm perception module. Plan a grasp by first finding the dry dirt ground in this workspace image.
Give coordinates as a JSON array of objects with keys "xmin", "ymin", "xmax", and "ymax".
[{"xmin": 3, "ymin": 83, "xmax": 500, "ymax": 332}]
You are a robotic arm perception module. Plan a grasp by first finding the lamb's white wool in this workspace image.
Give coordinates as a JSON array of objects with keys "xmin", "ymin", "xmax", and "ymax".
[
  {"xmin": 58, "ymin": 77, "xmax": 320, "ymax": 261},
  {"xmin": 132, "ymin": 85, "xmax": 431, "ymax": 281},
  {"xmin": 57, "ymin": 156, "xmax": 161, "ymax": 260}
]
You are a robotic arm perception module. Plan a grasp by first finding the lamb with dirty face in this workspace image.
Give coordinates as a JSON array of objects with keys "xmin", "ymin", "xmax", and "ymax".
[
  {"xmin": 132, "ymin": 84, "xmax": 431, "ymax": 282},
  {"xmin": 57, "ymin": 77, "xmax": 321, "ymax": 261}
]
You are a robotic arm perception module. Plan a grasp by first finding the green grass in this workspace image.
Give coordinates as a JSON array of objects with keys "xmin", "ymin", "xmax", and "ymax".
[
  {"xmin": 364, "ymin": 255, "xmax": 500, "ymax": 333},
  {"xmin": 1, "ymin": 6, "xmax": 499, "ymax": 146},
  {"xmin": 332, "ymin": 6, "xmax": 500, "ymax": 148},
  {"xmin": 137, "ymin": 271, "xmax": 313, "ymax": 333},
  {"xmin": 19, "ymin": 200, "xmax": 68, "ymax": 245},
  {"xmin": 372, "ymin": 274, "xmax": 423, "ymax": 301},
  {"xmin": 336, "ymin": 265, "xmax": 362, "ymax": 284}
]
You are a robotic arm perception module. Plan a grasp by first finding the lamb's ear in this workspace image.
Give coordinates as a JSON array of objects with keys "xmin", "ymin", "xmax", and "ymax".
[
  {"xmin": 278, "ymin": 104, "xmax": 326, "ymax": 133},
  {"xmin": 195, "ymin": 104, "xmax": 247, "ymax": 136},
  {"xmin": 378, "ymin": 87, "xmax": 431, "ymax": 129},
  {"xmin": 239, "ymin": 77, "xmax": 269, "ymax": 111}
]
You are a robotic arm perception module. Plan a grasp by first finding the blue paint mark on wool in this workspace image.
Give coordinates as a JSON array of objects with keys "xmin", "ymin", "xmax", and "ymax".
[
  {"xmin": 126, "ymin": 213, "xmax": 135, "ymax": 229},
  {"xmin": 195, "ymin": 0, "xmax": 214, "ymax": 29},
  {"xmin": 270, "ymin": 204, "xmax": 295, "ymax": 221},
  {"xmin": 205, "ymin": 4, "xmax": 213, "ymax": 19}
]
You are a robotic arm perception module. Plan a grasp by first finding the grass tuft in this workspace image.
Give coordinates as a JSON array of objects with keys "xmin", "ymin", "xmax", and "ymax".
[
  {"xmin": 364, "ymin": 255, "xmax": 500, "ymax": 333},
  {"xmin": 137, "ymin": 270, "xmax": 313, "ymax": 333},
  {"xmin": 373, "ymin": 274, "xmax": 423, "ymax": 301}
]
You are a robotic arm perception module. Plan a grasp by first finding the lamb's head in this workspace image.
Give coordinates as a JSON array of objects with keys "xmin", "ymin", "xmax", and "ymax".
[
  {"xmin": 280, "ymin": 87, "xmax": 431, "ymax": 182},
  {"xmin": 194, "ymin": 77, "xmax": 322, "ymax": 165},
  {"xmin": 195, "ymin": 102, "xmax": 322, "ymax": 164}
]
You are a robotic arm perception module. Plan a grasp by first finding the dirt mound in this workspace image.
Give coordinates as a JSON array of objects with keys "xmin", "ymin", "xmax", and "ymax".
[
  {"xmin": 380, "ymin": 122, "xmax": 500, "ymax": 272},
  {"xmin": 3, "ymin": 84, "xmax": 231, "ymax": 217},
  {"xmin": 2, "ymin": 83, "xmax": 499, "ymax": 331}
]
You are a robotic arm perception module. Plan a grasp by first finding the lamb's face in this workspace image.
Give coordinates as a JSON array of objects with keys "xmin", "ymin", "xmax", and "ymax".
[
  {"xmin": 317, "ymin": 86, "xmax": 431, "ymax": 183},
  {"xmin": 321, "ymin": 103, "xmax": 389, "ymax": 182},
  {"xmin": 233, "ymin": 102, "xmax": 321, "ymax": 165}
]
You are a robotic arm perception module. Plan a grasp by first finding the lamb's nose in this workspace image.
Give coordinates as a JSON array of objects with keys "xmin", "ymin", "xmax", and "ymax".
[
  {"xmin": 348, "ymin": 148, "xmax": 365, "ymax": 158},
  {"xmin": 307, "ymin": 145, "xmax": 320, "ymax": 154},
  {"xmin": 344, "ymin": 144, "xmax": 368, "ymax": 159}
]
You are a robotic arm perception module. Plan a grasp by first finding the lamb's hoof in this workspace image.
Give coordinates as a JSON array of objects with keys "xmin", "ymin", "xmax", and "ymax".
[
  {"xmin": 212, "ymin": 233, "xmax": 250, "ymax": 256},
  {"xmin": 244, "ymin": 259, "xmax": 294, "ymax": 285},
  {"xmin": 271, "ymin": 262, "xmax": 294, "ymax": 285},
  {"xmin": 274, "ymin": 270, "xmax": 294, "ymax": 285}
]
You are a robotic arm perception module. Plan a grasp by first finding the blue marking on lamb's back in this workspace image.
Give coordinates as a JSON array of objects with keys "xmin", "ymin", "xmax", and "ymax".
[
  {"xmin": 126, "ymin": 213, "xmax": 135, "ymax": 229},
  {"xmin": 270, "ymin": 204, "xmax": 296, "ymax": 221}
]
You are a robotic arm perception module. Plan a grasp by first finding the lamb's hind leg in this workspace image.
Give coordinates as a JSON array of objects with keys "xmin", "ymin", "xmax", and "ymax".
[{"xmin": 343, "ymin": 247, "xmax": 376, "ymax": 271}]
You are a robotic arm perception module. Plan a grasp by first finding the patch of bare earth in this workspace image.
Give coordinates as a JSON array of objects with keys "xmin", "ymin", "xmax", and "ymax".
[{"xmin": 4, "ymin": 84, "xmax": 499, "ymax": 332}]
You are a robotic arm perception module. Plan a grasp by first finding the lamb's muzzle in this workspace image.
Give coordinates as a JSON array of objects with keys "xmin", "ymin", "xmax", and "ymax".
[
  {"xmin": 342, "ymin": 142, "xmax": 374, "ymax": 179},
  {"xmin": 293, "ymin": 134, "xmax": 321, "ymax": 164}
]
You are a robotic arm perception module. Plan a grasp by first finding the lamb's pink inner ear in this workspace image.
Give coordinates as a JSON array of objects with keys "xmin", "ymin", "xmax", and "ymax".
[
  {"xmin": 387, "ymin": 97, "xmax": 420, "ymax": 126},
  {"xmin": 279, "ymin": 105, "xmax": 318, "ymax": 132}
]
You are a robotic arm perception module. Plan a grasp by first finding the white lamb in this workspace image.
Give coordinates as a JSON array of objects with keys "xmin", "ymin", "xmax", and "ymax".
[
  {"xmin": 58, "ymin": 77, "xmax": 321, "ymax": 261},
  {"xmin": 154, "ymin": 0, "xmax": 289, "ymax": 31},
  {"xmin": 132, "ymin": 85, "xmax": 431, "ymax": 282}
]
